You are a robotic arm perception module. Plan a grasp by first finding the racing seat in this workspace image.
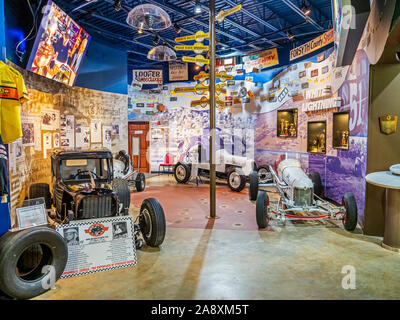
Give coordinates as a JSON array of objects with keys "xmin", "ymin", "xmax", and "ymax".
[
  {"xmin": 158, "ymin": 153, "xmax": 175, "ymax": 175},
  {"xmin": 116, "ymin": 150, "xmax": 130, "ymax": 175}
]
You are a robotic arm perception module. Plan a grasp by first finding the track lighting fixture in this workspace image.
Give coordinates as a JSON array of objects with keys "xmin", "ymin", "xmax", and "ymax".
[
  {"xmin": 153, "ymin": 34, "xmax": 160, "ymax": 45},
  {"xmin": 113, "ymin": 0, "xmax": 122, "ymax": 11},
  {"xmin": 174, "ymin": 23, "xmax": 182, "ymax": 34},
  {"xmin": 301, "ymin": 0, "xmax": 311, "ymax": 16},
  {"xmin": 194, "ymin": 1, "xmax": 202, "ymax": 14}
]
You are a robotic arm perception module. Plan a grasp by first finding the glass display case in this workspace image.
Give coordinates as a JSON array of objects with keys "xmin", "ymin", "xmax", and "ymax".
[
  {"xmin": 277, "ymin": 109, "xmax": 298, "ymax": 138},
  {"xmin": 307, "ymin": 121, "xmax": 326, "ymax": 154},
  {"xmin": 333, "ymin": 111, "xmax": 349, "ymax": 149}
]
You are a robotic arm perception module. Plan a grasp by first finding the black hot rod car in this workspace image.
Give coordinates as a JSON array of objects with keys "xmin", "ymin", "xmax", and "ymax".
[{"xmin": 0, "ymin": 149, "xmax": 165, "ymax": 300}]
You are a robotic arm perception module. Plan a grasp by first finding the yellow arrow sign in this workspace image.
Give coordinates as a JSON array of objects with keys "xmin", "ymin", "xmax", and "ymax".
[
  {"xmin": 182, "ymin": 55, "xmax": 210, "ymax": 66},
  {"xmin": 194, "ymin": 71, "xmax": 209, "ymax": 81},
  {"xmin": 193, "ymin": 71, "xmax": 233, "ymax": 82},
  {"xmin": 175, "ymin": 30, "xmax": 210, "ymax": 43},
  {"xmin": 173, "ymin": 83, "xmax": 209, "ymax": 95},
  {"xmin": 190, "ymin": 96, "xmax": 224, "ymax": 108},
  {"xmin": 175, "ymin": 43, "xmax": 209, "ymax": 54},
  {"xmin": 216, "ymin": 5, "xmax": 242, "ymax": 23}
]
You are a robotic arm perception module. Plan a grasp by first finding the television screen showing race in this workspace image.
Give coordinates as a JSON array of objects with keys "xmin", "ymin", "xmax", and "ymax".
[{"xmin": 27, "ymin": 0, "xmax": 91, "ymax": 86}]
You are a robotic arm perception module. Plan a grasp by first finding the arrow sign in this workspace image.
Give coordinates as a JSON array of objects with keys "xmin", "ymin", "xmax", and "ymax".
[
  {"xmin": 193, "ymin": 71, "xmax": 233, "ymax": 82},
  {"xmin": 175, "ymin": 30, "xmax": 210, "ymax": 43},
  {"xmin": 216, "ymin": 4, "xmax": 242, "ymax": 23},
  {"xmin": 194, "ymin": 71, "xmax": 209, "ymax": 82},
  {"xmin": 182, "ymin": 55, "xmax": 210, "ymax": 66},
  {"xmin": 175, "ymin": 43, "xmax": 209, "ymax": 54}
]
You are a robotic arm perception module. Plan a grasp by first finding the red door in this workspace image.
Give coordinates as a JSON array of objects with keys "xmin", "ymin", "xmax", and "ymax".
[{"xmin": 128, "ymin": 122, "xmax": 150, "ymax": 173}]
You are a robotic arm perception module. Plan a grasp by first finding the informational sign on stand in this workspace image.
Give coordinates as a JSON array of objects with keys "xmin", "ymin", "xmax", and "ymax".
[{"xmin": 56, "ymin": 216, "xmax": 137, "ymax": 279}]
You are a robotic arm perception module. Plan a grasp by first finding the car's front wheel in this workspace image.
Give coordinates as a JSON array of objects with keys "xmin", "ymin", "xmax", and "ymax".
[
  {"xmin": 139, "ymin": 198, "xmax": 166, "ymax": 247},
  {"xmin": 135, "ymin": 173, "xmax": 146, "ymax": 192}
]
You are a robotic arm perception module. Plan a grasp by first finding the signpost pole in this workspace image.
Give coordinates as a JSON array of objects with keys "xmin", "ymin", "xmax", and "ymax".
[{"xmin": 208, "ymin": 0, "xmax": 217, "ymax": 219}]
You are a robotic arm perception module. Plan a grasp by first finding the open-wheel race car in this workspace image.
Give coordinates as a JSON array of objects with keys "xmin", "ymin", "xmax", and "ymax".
[
  {"xmin": 113, "ymin": 150, "xmax": 146, "ymax": 192},
  {"xmin": 249, "ymin": 159, "xmax": 358, "ymax": 231},
  {"xmin": 174, "ymin": 145, "xmax": 257, "ymax": 192},
  {"xmin": 0, "ymin": 149, "xmax": 165, "ymax": 300}
]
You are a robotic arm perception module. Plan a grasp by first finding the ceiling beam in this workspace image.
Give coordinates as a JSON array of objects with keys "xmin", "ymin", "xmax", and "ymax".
[{"xmin": 281, "ymin": 0, "xmax": 324, "ymax": 31}]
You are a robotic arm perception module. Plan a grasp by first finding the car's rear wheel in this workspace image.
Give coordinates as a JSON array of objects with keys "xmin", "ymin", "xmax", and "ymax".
[
  {"xmin": 256, "ymin": 191, "xmax": 270, "ymax": 228},
  {"xmin": 249, "ymin": 171, "xmax": 259, "ymax": 201},
  {"xmin": 135, "ymin": 173, "xmax": 146, "ymax": 192},
  {"xmin": 139, "ymin": 198, "xmax": 166, "ymax": 247},
  {"xmin": 227, "ymin": 169, "xmax": 246, "ymax": 192},
  {"xmin": 29, "ymin": 183, "xmax": 51, "ymax": 209},
  {"xmin": 0, "ymin": 227, "xmax": 67, "ymax": 300},
  {"xmin": 113, "ymin": 178, "xmax": 130, "ymax": 215},
  {"xmin": 174, "ymin": 163, "xmax": 191, "ymax": 184}
]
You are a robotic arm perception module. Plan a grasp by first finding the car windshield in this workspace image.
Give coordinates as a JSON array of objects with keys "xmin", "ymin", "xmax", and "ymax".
[{"xmin": 60, "ymin": 158, "xmax": 110, "ymax": 181}]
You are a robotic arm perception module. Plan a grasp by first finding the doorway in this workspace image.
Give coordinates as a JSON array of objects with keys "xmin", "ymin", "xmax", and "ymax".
[{"xmin": 128, "ymin": 121, "xmax": 150, "ymax": 173}]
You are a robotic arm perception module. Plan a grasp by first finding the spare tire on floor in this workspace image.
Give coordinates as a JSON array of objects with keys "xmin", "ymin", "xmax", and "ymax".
[
  {"xmin": 135, "ymin": 173, "xmax": 146, "ymax": 192},
  {"xmin": 113, "ymin": 178, "xmax": 131, "ymax": 215},
  {"xmin": 139, "ymin": 198, "xmax": 166, "ymax": 247},
  {"xmin": 174, "ymin": 163, "xmax": 191, "ymax": 184},
  {"xmin": 0, "ymin": 227, "xmax": 67, "ymax": 300}
]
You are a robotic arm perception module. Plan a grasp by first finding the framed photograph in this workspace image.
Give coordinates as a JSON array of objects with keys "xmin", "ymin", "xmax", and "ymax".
[
  {"xmin": 311, "ymin": 69, "xmax": 319, "ymax": 77},
  {"xmin": 322, "ymin": 66, "xmax": 329, "ymax": 74},
  {"xmin": 299, "ymin": 71, "xmax": 306, "ymax": 78}
]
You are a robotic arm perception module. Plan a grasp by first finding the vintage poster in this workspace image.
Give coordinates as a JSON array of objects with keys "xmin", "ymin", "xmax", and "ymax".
[
  {"xmin": 56, "ymin": 216, "xmax": 137, "ymax": 279},
  {"xmin": 90, "ymin": 119, "xmax": 102, "ymax": 143},
  {"xmin": 41, "ymin": 109, "xmax": 60, "ymax": 131},
  {"xmin": 53, "ymin": 132, "xmax": 60, "ymax": 148},
  {"xmin": 21, "ymin": 115, "xmax": 35, "ymax": 147},
  {"xmin": 169, "ymin": 62, "xmax": 188, "ymax": 81},
  {"xmin": 112, "ymin": 124, "xmax": 120, "ymax": 135},
  {"xmin": 60, "ymin": 114, "xmax": 75, "ymax": 150},
  {"xmin": 242, "ymin": 48, "xmax": 279, "ymax": 73},
  {"xmin": 76, "ymin": 124, "xmax": 90, "ymax": 149},
  {"xmin": 102, "ymin": 125, "xmax": 112, "ymax": 150}
]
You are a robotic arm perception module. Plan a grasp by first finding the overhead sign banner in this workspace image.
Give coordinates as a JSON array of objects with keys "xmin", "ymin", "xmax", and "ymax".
[
  {"xmin": 216, "ymin": 4, "xmax": 242, "ymax": 23},
  {"xmin": 132, "ymin": 69, "xmax": 163, "ymax": 85},
  {"xmin": 243, "ymin": 48, "xmax": 279, "ymax": 73},
  {"xmin": 290, "ymin": 29, "xmax": 334, "ymax": 61},
  {"xmin": 169, "ymin": 62, "xmax": 188, "ymax": 82},
  {"xmin": 175, "ymin": 30, "xmax": 209, "ymax": 43}
]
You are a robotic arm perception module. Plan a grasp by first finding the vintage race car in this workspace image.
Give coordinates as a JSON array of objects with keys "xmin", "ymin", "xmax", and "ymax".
[
  {"xmin": 249, "ymin": 159, "xmax": 358, "ymax": 231},
  {"xmin": 0, "ymin": 150, "xmax": 166, "ymax": 300},
  {"xmin": 173, "ymin": 145, "xmax": 257, "ymax": 192},
  {"xmin": 113, "ymin": 150, "xmax": 146, "ymax": 192}
]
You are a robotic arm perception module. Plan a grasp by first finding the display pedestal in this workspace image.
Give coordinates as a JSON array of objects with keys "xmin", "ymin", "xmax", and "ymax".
[{"xmin": 366, "ymin": 171, "xmax": 400, "ymax": 252}]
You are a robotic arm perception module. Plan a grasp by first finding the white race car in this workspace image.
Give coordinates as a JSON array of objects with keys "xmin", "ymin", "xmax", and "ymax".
[
  {"xmin": 173, "ymin": 145, "xmax": 257, "ymax": 192},
  {"xmin": 113, "ymin": 150, "xmax": 146, "ymax": 192}
]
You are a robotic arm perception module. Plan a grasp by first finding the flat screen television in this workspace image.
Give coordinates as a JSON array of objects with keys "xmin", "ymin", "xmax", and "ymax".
[{"xmin": 26, "ymin": 0, "xmax": 91, "ymax": 86}]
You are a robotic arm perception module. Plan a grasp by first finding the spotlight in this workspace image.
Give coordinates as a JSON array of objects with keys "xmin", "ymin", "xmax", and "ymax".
[
  {"xmin": 301, "ymin": 0, "xmax": 311, "ymax": 16},
  {"xmin": 287, "ymin": 31, "xmax": 294, "ymax": 40},
  {"xmin": 138, "ymin": 27, "xmax": 143, "ymax": 34},
  {"xmin": 113, "ymin": 0, "xmax": 122, "ymax": 11},
  {"xmin": 174, "ymin": 23, "xmax": 182, "ymax": 34},
  {"xmin": 153, "ymin": 34, "xmax": 159, "ymax": 45},
  {"xmin": 195, "ymin": 65, "xmax": 200, "ymax": 70},
  {"xmin": 194, "ymin": 1, "xmax": 202, "ymax": 14}
]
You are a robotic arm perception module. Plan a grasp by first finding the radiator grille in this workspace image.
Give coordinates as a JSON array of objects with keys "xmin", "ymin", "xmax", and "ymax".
[
  {"xmin": 78, "ymin": 195, "xmax": 114, "ymax": 219},
  {"xmin": 294, "ymin": 187, "xmax": 313, "ymax": 206}
]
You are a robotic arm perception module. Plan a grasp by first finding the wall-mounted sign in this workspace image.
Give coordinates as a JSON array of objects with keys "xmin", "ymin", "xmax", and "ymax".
[
  {"xmin": 132, "ymin": 69, "xmax": 163, "ymax": 85},
  {"xmin": 136, "ymin": 103, "xmax": 145, "ymax": 108},
  {"xmin": 227, "ymin": 80, "xmax": 235, "ymax": 87},
  {"xmin": 146, "ymin": 103, "xmax": 154, "ymax": 108},
  {"xmin": 175, "ymin": 30, "xmax": 209, "ymax": 43},
  {"xmin": 290, "ymin": 29, "xmax": 334, "ymax": 61},
  {"xmin": 243, "ymin": 48, "xmax": 279, "ymax": 73},
  {"xmin": 146, "ymin": 111, "xmax": 155, "ymax": 115},
  {"xmin": 379, "ymin": 115, "xmax": 398, "ymax": 135},
  {"xmin": 182, "ymin": 55, "xmax": 209, "ymax": 66},
  {"xmin": 174, "ymin": 43, "xmax": 209, "ymax": 54}
]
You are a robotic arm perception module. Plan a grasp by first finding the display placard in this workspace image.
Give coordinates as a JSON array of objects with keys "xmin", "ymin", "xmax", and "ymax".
[
  {"xmin": 16, "ymin": 199, "xmax": 48, "ymax": 230},
  {"xmin": 56, "ymin": 216, "xmax": 137, "ymax": 279}
]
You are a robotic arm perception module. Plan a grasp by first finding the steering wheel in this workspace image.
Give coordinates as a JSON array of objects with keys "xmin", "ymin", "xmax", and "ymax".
[{"xmin": 73, "ymin": 169, "xmax": 99, "ymax": 180}]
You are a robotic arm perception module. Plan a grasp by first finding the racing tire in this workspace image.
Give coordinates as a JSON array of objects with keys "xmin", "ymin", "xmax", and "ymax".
[
  {"xmin": 249, "ymin": 171, "xmax": 259, "ymax": 201},
  {"xmin": 29, "ymin": 183, "xmax": 51, "ymax": 209},
  {"xmin": 113, "ymin": 178, "xmax": 131, "ymax": 215},
  {"xmin": 139, "ymin": 198, "xmax": 166, "ymax": 247},
  {"xmin": 309, "ymin": 171, "xmax": 323, "ymax": 198},
  {"xmin": 256, "ymin": 191, "xmax": 269, "ymax": 228},
  {"xmin": 0, "ymin": 227, "xmax": 67, "ymax": 300},
  {"xmin": 174, "ymin": 163, "xmax": 191, "ymax": 184},
  {"xmin": 342, "ymin": 192, "xmax": 358, "ymax": 231},
  {"xmin": 135, "ymin": 173, "xmax": 146, "ymax": 192},
  {"xmin": 257, "ymin": 165, "xmax": 271, "ymax": 183},
  {"xmin": 227, "ymin": 169, "xmax": 246, "ymax": 192}
]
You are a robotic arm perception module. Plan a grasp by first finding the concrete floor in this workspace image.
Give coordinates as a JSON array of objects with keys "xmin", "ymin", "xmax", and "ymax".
[{"xmin": 35, "ymin": 175, "xmax": 400, "ymax": 300}]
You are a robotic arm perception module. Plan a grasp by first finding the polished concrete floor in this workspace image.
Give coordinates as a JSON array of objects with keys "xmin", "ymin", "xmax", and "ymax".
[{"xmin": 36, "ymin": 175, "xmax": 400, "ymax": 300}]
